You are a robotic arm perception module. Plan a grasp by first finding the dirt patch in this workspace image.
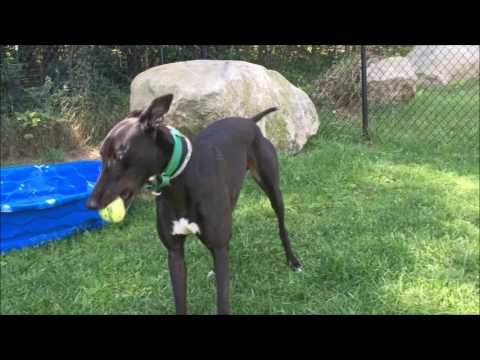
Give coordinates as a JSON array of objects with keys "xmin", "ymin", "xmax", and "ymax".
[
  {"xmin": 64, "ymin": 146, "xmax": 100, "ymax": 162},
  {"xmin": 1, "ymin": 145, "xmax": 100, "ymax": 167}
]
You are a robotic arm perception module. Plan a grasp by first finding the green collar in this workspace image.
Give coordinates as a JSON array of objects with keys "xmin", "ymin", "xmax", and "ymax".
[{"xmin": 145, "ymin": 126, "xmax": 189, "ymax": 193}]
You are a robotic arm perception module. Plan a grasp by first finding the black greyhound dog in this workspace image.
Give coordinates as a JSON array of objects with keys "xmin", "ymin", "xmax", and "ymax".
[{"xmin": 86, "ymin": 94, "xmax": 302, "ymax": 314}]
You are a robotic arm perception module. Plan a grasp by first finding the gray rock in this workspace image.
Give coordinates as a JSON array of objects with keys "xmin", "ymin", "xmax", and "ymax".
[
  {"xmin": 367, "ymin": 56, "xmax": 417, "ymax": 104},
  {"xmin": 130, "ymin": 60, "xmax": 319, "ymax": 153},
  {"xmin": 406, "ymin": 45, "xmax": 480, "ymax": 86}
]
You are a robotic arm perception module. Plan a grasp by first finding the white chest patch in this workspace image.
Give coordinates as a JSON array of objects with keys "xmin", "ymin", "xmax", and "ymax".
[{"xmin": 171, "ymin": 218, "xmax": 201, "ymax": 236}]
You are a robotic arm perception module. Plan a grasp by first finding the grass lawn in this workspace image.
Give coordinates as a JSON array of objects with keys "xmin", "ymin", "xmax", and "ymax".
[{"xmin": 1, "ymin": 84, "xmax": 479, "ymax": 315}]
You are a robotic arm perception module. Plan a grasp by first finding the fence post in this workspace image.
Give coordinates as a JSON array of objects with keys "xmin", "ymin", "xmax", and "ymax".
[
  {"xmin": 360, "ymin": 46, "xmax": 370, "ymax": 140},
  {"xmin": 160, "ymin": 46, "xmax": 165, "ymax": 64}
]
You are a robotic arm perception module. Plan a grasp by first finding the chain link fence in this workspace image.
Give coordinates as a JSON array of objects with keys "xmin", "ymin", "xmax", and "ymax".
[
  {"xmin": 313, "ymin": 45, "xmax": 480, "ymax": 147},
  {"xmin": 2, "ymin": 45, "xmax": 479, "ymax": 160}
]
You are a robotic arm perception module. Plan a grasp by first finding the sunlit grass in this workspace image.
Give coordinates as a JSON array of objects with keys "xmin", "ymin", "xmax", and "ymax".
[{"xmin": 1, "ymin": 130, "xmax": 478, "ymax": 314}]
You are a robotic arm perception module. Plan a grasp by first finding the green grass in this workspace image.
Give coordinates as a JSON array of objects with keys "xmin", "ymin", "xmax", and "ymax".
[
  {"xmin": 1, "ymin": 134, "xmax": 478, "ymax": 314},
  {"xmin": 1, "ymin": 81, "xmax": 479, "ymax": 315}
]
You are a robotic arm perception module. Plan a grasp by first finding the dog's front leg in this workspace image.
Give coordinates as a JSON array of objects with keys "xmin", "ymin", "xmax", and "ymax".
[
  {"xmin": 156, "ymin": 199, "xmax": 188, "ymax": 314},
  {"xmin": 167, "ymin": 244, "xmax": 187, "ymax": 315},
  {"xmin": 211, "ymin": 246, "xmax": 229, "ymax": 315},
  {"xmin": 201, "ymin": 206, "xmax": 232, "ymax": 314}
]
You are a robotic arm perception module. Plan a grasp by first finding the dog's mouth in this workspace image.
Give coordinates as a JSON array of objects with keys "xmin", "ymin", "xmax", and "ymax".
[{"xmin": 119, "ymin": 189, "xmax": 135, "ymax": 210}]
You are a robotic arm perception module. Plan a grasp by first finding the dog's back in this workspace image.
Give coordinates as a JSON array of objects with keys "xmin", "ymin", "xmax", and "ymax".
[
  {"xmin": 193, "ymin": 107, "xmax": 278, "ymax": 155},
  {"xmin": 186, "ymin": 109, "xmax": 279, "ymax": 209}
]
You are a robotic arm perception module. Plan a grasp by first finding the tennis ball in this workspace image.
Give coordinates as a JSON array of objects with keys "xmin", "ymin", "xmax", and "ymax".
[{"xmin": 99, "ymin": 197, "xmax": 126, "ymax": 223}]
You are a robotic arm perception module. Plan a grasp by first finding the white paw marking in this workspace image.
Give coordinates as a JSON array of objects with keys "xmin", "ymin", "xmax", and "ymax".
[
  {"xmin": 171, "ymin": 218, "xmax": 201, "ymax": 235},
  {"xmin": 207, "ymin": 270, "xmax": 215, "ymax": 279},
  {"xmin": 295, "ymin": 267, "xmax": 304, "ymax": 273}
]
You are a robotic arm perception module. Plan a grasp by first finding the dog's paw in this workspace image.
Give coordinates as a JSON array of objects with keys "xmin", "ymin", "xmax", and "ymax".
[
  {"xmin": 288, "ymin": 257, "xmax": 303, "ymax": 273},
  {"xmin": 207, "ymin": 270, "xmax": 215, "ymax": 280}
]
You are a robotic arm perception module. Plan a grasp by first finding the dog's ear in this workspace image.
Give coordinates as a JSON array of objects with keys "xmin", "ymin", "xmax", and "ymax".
[{"xmin": 139, "ymin": 94, "xmax": 174, "ymax": 131}]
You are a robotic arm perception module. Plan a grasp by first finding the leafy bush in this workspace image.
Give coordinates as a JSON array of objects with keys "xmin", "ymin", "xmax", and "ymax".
[
  {"xmin": 15, "ymin": 110, "xmax": 63, "ymax": 131},
  {"xmin": 42, "ymin": 147, "xmax": 66, "ymax": 163}
]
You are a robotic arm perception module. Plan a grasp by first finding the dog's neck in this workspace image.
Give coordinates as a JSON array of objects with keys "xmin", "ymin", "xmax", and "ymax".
[
  {"xmin": 151, "ymin": 131, "xmax": 192, "ymax": 192},
  {"xmin": 156, "ymin": 138, "xmax": 194, "ymax": 214}
]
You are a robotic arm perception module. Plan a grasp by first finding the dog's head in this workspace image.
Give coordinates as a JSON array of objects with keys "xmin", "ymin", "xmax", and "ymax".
[{"xmin": 86, "ymin": 94, "xmax": 175, "ymax": 210}]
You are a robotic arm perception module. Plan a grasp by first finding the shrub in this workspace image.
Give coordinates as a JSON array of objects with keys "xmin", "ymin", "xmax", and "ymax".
[{"xmin": 312, "ymin": 55, "xmax": 384, "ymax": 115}]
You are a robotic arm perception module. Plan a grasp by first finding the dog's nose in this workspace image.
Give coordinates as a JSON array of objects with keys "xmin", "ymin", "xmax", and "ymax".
[{"xmin": 86, "ymin": 197, "xmax": 99, "ymax": 210}]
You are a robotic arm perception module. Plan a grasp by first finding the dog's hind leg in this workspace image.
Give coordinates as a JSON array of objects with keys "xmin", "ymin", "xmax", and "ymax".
[{"xmin": 248, "ymin": 137, "xmax": 302, "ymax": 272}]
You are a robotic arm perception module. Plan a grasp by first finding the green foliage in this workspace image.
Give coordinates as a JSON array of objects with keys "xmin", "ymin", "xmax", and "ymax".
[
  {"xmin": 42, "ymin": 147, "xmax": 66, "ymax": 163},
  {"xmin": 14, "ymin": 110, "xmax": 62, "ymax": 130}
]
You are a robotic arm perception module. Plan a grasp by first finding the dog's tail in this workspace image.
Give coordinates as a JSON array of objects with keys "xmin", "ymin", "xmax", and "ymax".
[{"xmin": 251, "ymin": 107, "xmax": 279, "ymax": 123}]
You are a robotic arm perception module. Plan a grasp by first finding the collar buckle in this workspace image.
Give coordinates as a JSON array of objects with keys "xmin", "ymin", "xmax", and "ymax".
[{"xmin": 144, "ymin": 126, "xmax": 192, "ymax": 195}]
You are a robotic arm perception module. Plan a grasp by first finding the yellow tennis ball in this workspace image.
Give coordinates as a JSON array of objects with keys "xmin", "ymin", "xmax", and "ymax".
[{"xmin": 99, "ymin": 197, "xmax": 126, "ymax": 223}]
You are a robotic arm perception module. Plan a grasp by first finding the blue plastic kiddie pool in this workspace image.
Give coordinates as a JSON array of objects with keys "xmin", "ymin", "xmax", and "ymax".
[{"xmin": 0, "ymin": 160, "xmax": 106, "ymax": 253}]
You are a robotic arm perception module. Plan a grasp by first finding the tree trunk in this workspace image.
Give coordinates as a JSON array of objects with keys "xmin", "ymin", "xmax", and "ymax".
[
  {"xmin": 0, "ymin": 45, "xmax": 5, "ymax": 65},
  {"xmin": 41, "ymin": 45, "xmax": 60, "ymax": 81},
  {"xmin": 257, "ymin": 45, "xmax": 268, "ymax": 64},
  {"xmin": 125, "ymin": 46, "xmax": 142, "ymax": 78},
  {"xmin": 160, "ymin": 46, "xmax": 165, "ymax": 64},
  {"xmin": 18, "ymin": 45, "xmax": 40, "ymax": 87},
  {"xmin": 200, "ymin": 45, "xmax": 208, "ymax": 59}
]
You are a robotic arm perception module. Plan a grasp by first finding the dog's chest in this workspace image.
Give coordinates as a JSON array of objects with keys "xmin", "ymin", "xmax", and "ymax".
[{"xmin": 171, "ymin": 218, "xmax": 201, "ymax": 235}]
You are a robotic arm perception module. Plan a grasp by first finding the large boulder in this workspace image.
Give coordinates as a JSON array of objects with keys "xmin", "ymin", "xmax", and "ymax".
[
  {"xmin": 130, "ymin": 60, "xmax": 319, "ymax": 154},
  {"xmin": 406, "ymin": 45, "xmax": 480, "ymax": 86},
  {"xmin": 367, "ymin": 56, "xmax": 417, "ymax": 104}
]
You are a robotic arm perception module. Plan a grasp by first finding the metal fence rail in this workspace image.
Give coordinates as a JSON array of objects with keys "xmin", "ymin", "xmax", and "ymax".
[{"xmin": 315, "ymin": 45, "xmax": 479, "ymax": 146}]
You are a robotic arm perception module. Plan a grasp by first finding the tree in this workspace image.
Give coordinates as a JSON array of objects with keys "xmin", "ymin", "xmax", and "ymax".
[{"xmin": 200, "ymin": 45, "xmax": 208, "ymax": 59}]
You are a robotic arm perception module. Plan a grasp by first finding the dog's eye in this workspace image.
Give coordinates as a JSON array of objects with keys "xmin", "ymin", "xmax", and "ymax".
[
  {"xmin": 111, "ymin": 144, "xmax": 130, "ymax": 167},
  {"xmin": 115, "ymin": 146, "xmax": 127, "ymax": 161},
  {"xmin": 115, "ymin": 150, "xmax": 130, "ymax": 168}
]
